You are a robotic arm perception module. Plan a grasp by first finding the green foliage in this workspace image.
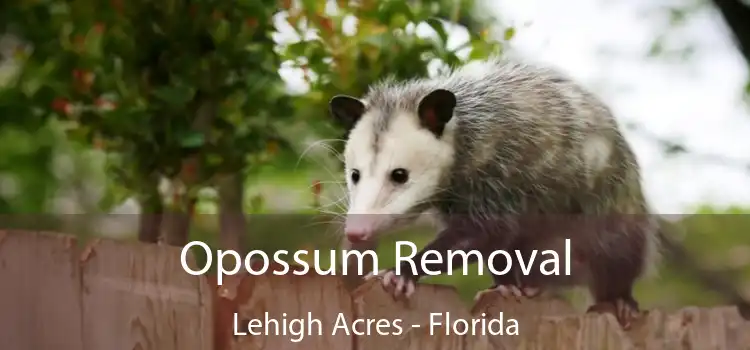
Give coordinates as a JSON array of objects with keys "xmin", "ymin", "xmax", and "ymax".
[
  {"xmin": 0, "ymin": 0, "xmax": 505, "ymax": 216},
  {"xmin": 0, "ymin": 122, "xmax": 59, "ymax": 212},
  {"xmin": 277, "ymin": 0, "xmax": 503, "ymax": 147},
  {"xmin": 633, "ymin": 210, "xmax": 750, "ymax": 310},
  {"xmin": 1, "ymin": 0, "xmax": 294, "ymax": 214}
]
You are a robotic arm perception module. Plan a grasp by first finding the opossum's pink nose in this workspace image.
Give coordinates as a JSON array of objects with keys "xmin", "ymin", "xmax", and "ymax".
[
  {"xmin": 344, "ymin": 229, "xmax": 370, "ymax": 243},
  {"xmin": 344, "ymin": 215, "xmax": 376, "ymax": 243}
]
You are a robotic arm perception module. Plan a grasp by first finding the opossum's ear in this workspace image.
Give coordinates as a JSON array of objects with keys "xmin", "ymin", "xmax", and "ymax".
[
  {"xmin": 329, "ymin": 95, "xmax": 365, "ymax": 131},
  {"xmin": 417, "ymin": 89, "xmax": 456, "ymax": 137}
]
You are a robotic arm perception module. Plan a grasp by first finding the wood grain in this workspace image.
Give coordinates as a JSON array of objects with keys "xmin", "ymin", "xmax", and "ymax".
[
  {"xmin": 471, "ymin": 293, "xmax": 577, "ymax": 349},
  {"xmin": 0, "ymin": 230, "xmax": 83, "ymax": 350},
  {"xmin": 222, "ymin": 263, "xmax": 354, "ymax": 350},
  {"xmin": 3, "ymin": 231, "xmax": 749, "ymax": 350},
  {"xmin": 628, "ymin": 306, "xmax": 750, "ymax": 350},
  {"xmin": 396, "ymin": 325, "xmax": 492, "ymax": 350},
  {"xmin": 79, "ymin": 238, "xmax": 212, "ymax": 350},
  {"xmin": 352, "ymin": 279, "xmax": 488, "ymax": 350}
]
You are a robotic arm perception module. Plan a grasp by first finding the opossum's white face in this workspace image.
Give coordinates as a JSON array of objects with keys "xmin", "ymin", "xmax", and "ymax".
[{"xmin": 329, "ymin": 89, "xmax": 457, "ymax": 243}]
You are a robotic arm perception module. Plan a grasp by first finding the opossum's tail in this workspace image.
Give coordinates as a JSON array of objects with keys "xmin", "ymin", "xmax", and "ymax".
[{"xmin": 656, "ymin": 217, "xmax": 750, "ymax": 320}]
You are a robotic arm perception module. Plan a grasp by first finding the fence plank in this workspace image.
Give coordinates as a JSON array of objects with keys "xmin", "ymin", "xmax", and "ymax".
[
  {"xmin": 396, "ymin": 326, "xmax": 492, "ymax": 350},
  {"xmin": 630, "ymin": 306, "xmax": 750, "ymax": 350},
  {"xmin": 222, "ymin": 266, "xmax": 354, "ymax": 350},
  {"xmin": 2, "ymin": 230, "xmax": 748, "ymax": 350},
  {"xmin": 472, "ymin": 293, "xmax": 578, "ymax": 349},
  {"xmin": 0, "ymin": 230, "xmax": 83, "ymax": 350},
  {"xmin": 352, "ymin": 279, "xmax": 489, "ymax": 350},
  {"xmin": 79, "ymin": 239, "xmax": 212, "ymax": 350},
  {"xmin": 525, "ymin": 313, "xmax": 633, "ymax": 350}
]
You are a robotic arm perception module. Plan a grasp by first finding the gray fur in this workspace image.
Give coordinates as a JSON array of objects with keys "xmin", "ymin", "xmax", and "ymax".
[
  {"xmin": 363, "ymin": 57, "xmax": 649, "ymax": 213},
  {"xmin": 342, "ymin": 57, "xmax": 662, "ymax": 318}
]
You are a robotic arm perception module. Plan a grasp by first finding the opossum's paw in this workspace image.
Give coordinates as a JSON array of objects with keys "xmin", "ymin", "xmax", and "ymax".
[
  {"xmin": 473, "ymin": 284, "xmax": 541, "ymax": 303},
  {"xmin": 365, "ymin": 268, "xmax": 416, "ymax": 300},
  {"xmin": 586, "ymin": 298, "xmax": 641, "ymax": 330}
]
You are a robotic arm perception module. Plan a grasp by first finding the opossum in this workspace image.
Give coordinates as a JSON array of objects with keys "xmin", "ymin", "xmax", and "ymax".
[{"xmin": 328, "ymin": 57, "xmax": 749, "ymax": 328}]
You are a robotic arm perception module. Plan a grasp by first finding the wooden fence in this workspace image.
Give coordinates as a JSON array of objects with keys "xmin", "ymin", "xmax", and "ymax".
[{"xmin": 1, "ymin": 230, "xmax": 749, "ymax": 349}]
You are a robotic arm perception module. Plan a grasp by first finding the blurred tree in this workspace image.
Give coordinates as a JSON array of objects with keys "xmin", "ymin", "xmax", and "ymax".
[
  {"xmin": 0, "ymin": 0, "xmax": 294, "ymax": 249},
  {"xmin": 0, "ymin": 0, "xmax": 506, "ymax": 250},
  {"xmin": 278, "ymin": 0, "xmax": 504, "ymax": 162},
  {"xmin": 0, "ymin": 33, "xmax": 62, "ymax": 214}
]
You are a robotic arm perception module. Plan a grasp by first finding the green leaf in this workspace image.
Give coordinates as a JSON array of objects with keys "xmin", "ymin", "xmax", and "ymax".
[
  {"xmin": 285, "ymin": 41, "xmax": 309, "ymax": 58},
  {"xmin": 20, "ymin": 60, "xmax": 57, "ymax": 97},
  {"xmin": 179, "ymin": 131, "xmax": 205, "ymax": 148},
  {"xmin": 378, "ymin": 0, "xmax": 414, "ymax": 23},
  {"xmin": 362, "ymin": 33, "xmax": 389, "ymax": 50},
  {"xmin": 469, "ymin": 40, "xmax": 490, "ymax": 60},
  {"xmin": 151, "ymin": 85, "xmax": 196, "ymax": 107},
  {"xmin": 391, "ymin": 13, "xmax": 409, "ymax": 28},
  {"xmin": 248, "ymin": 194, "xmax": 265, "ymax": 213},
  {"xmin": 503, "ymin": 27, "xmax": 515, "ymax": 41},
  {"xmin": 212, "ymin": 19, "xmax": 231, "ymax": 44},
  {"xmin": 426, "ymin": 18, "xmax": 449, "ymax": 45},
  {"xmin": 84, "ymin": 27, "xmax": 104, "ymax": 58}
]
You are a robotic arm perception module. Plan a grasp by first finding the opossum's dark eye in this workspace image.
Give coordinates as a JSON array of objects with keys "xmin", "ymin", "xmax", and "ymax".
[
  {"xmin": 390, "ymin": 168, "xmax": 409, "ymax": 184},
  {"xmin": 351, "ymin": 169, "xmax": 360, "ymax": 184}
]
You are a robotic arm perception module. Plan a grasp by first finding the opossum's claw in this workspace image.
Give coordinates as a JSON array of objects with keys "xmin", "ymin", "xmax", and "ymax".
[
  {"xmin": 364, "ymin": 269, "xmax": 385, "ymax": 281},
  {"xmin": 382, "ymin": 269, "xmax": 417, "ymax": 300},
  {"xmin": 474, "ymin": 284, "xmax": 541, "ymax": 303},
  {"xmin": 587, "ymin": 298, "xmax": 641, "ymax": 330},
  {"xmin": 364, "ymin": 268, "xmax": 417, "ymax": 299}
]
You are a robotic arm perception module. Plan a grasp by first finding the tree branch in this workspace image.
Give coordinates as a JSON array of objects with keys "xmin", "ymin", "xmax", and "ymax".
[
  {"xmin": 711, "ymin": 0, "xmax": 750, "ymax": 64},
  {"xmin": 628, "ymin": 124, "xmax": 750, "ymax": 173},
  {"xmin": 217, "ymin": 173, "xmax": 246, "ymax": 253}
]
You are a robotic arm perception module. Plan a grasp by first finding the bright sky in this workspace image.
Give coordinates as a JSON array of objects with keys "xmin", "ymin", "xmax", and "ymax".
[
  {"xmin": 486, "ymin": 0, "xmax": 750, "ymax": 213},
  {"xmin": 275, "ymin": 0, "xmax": 750, "ymax": 214}
]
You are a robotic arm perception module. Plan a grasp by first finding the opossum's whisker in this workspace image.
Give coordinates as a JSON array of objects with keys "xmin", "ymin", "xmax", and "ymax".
[
  {"xmin": 317, "ymin": 218, "xmax": 345, "ymax": 240},
  {"xmin": 308, "ymin": 211, "xmax": 345, "ymax": 224},
  {"xmin": 330, "ymin": 197, "xmax": 349, "ymax": 213},
  {"xmin": 317, "ymin": 196, "xmax": 348, "ymax": 213},
  {"xmin": 320, "ymin": 196, "xmax": 346, "ymax": 209},
  {"xmin": 295, "ymin": 139, "xmax": 348, "ymax": 195},
  {"xmin": 279, "ymin": 187, "xmax": 338, "ymax": 212},
  {"xmin": 315, "ymin": 193, "xmax": 348, "ymax": 212},
  {"xmin": 303, "ymin": 221, "xmax": 345, "ymax": 242},
  {"xmin": 314, "ymin": 206, "xmax": 346, "ymax": 217},
  {"xmin": 302, "ymin": 219, "xmax": 343, "ymax": 229},
  {"xmin": 322, "ymin": 142, "xmax": 347, "ymax": 163},
  {"xmin": 306, "ymin": 180, "xmax": 347, "ymax": 204},
  {"xmin": 316, "ymin": 207, "xmax": 346, "ymax": 217},
  {"xmin": 307, "ymin": 180, "xmax": 346, "ymax": 186},
  {"xmin": 295, "ymin": 139, "xmax": 345, "ymax": 169},
  {"xmin": 304, "ymin": 181, "xmax": 345, "ymax": 197},
  {"xmin": 310, "ymin": 140, "xmax": 346, "ymax": 167}
]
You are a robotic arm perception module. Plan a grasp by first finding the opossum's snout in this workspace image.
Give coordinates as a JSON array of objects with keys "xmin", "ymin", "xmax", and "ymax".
[
  {"xmin": 342, "ymin": 168, "xmax": 427, "ymax": 242},
  {"xmin": 344, "ymin": 229, "xmax": 367, "ymax": 243},
  {"xmin": 342, "ymin": 165, "xmax": 422, "ymax": 242},
  {"xmin": 343, "ymin": 214, "xmax": 389, "ymax": 243}
]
